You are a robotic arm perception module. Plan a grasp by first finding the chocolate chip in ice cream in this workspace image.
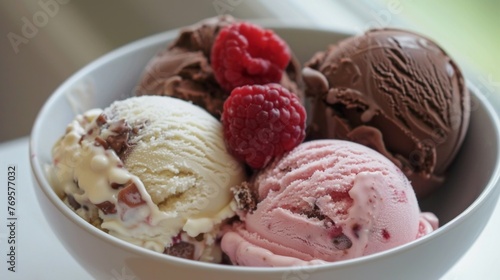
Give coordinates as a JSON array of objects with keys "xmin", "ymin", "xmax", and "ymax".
[
  {"xmin": 332, "ymin": 233, "xmax": 352, "ymax": 250},
  {"xmin": 105, "ymin": 119, "xmax": 132, "ymax": 156},
  {"xmin": 302, "ymin": 201, "xmax": 327, "ymax": 220},
  {"xmin": 95, "ymin": 201, "xmax": 117, "ymax": 215},
  {"xmin": 232, "ymin": 182, "xmax": 257, "ymax": 213},
  {"xmin": 164, "ymin": 242, "xmax": 195, "ymax": 260},
  {"xmin": 66, "ymin": 194, "xmax": 81, "ymax": 210}
]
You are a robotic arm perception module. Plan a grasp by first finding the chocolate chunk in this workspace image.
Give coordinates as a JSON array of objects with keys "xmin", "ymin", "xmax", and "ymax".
[
  {"xmin": 302, "ymin": 201, "xmax": 326, "ymax": 220},
  {"xmin": 105, "ymin": 119, "xmax": 132, "ymax": 156},
  {"xmin": 117, "ymin": 181, "xmax": 145, "ymax": 207},
  {"xmin": 66, "ymin": 194, "xmax": 81, "ymax": 210},
  {"xmin": 279, "ymin": 166, "xmax": 293, "ymax": 173},
  {"xmin": 352, "ymin": 223, "xmax": 361, "ymax": 239},
  {"xmin": 111, "ymin": 182, "xmax": 126, "ymax": 190},
  {"xmin": 232, "ymin": 182, "xmax": 257, "ymax": 212},
  {"xmin": 194, "ymin": 234, "xmax": 204, "ymax": 242},
  {"xmin": 96, "ymin": 113, "xmax": 108, "ymax": 126},
  {"xmin": 220, "ymin": 253, "xmax": 233, "ymax": 265},
  {"xmin": 94, "ymin": 137, "xmax": 109, "ymax": 149},
  {"xmin": 95, "ymin": 201, "xmax": 117, "ymax": 214},
  {"xmin": 332, "ymin": 233, "xmax": 352, "ymax": 250},
  {"xmin": 164, "ymin": 242, "xmax": 195, "ymax": 260}
]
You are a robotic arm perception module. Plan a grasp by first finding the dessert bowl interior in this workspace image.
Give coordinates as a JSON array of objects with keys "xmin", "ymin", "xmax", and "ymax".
[{"xmin": 30, "ymin": 25, "xmax": 500, "ymax": 280}]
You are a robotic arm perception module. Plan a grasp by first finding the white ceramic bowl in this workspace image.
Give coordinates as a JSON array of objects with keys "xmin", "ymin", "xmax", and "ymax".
[{"xmin": 30, "ymin": 25, "xmax": 500, "ymax": 280}]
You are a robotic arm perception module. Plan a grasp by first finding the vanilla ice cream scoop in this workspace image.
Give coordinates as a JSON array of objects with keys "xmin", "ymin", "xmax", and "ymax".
[{"xmin": 50, "ymin": 95, "xmax": 246, "ymax": 262}]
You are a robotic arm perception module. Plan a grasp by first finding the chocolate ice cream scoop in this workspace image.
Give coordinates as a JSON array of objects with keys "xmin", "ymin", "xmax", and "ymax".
[
  {"xmin": 136, "ymin": 15, "xmax": 303, "ymax": 118},
  {"xmin": 303, "ymin": 28, "xmax": 470, "ymax": 197}
]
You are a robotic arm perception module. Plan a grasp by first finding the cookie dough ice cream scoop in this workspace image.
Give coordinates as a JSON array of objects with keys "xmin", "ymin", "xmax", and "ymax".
[
  {"xmin": 303, "ymin": 28, "xmax": 470, "ymax": 197},
  {"xmin": 50, "ymin": 95, "xmax": 246, "ymax": 262}
]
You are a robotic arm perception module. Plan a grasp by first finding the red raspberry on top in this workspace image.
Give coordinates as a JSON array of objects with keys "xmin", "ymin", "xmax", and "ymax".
[
  {"xmin": 222, "ymin": 84, "xmax": 306, "ymax": 169},
  {"xmin": 211, "ymin": 22, "xmax": 291, "ymax": 92}
]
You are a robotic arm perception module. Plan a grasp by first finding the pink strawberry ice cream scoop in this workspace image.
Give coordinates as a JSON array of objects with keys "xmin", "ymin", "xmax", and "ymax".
[{"xmin": 221, "ymin": 139, "xmax": 438, "ymax": 266}]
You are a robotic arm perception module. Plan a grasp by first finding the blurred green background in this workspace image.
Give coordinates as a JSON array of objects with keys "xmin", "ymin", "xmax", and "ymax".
[{"xmin": 1, "ymin": 0, "xmax": 498, "ymax": 142}]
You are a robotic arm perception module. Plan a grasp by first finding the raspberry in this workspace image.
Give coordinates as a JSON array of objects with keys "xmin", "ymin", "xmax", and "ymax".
[
  {"xmin": 211, "ymin": 22, "xmax": 291, "ymax": 92},
  {"xmin": 222, "ymin": 84, "xmax": 306, "ymax": 169}
]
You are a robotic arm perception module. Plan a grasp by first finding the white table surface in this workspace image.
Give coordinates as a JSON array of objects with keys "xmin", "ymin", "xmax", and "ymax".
[{"xmin": 0, "ymin": 137, "xmax": 499, "ymax": 280}]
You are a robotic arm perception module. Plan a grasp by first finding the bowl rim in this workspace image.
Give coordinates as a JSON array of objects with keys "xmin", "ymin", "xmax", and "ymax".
[{"xmin": 29, "ymin": 24, "xmax": 500, "ymax": 273}]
